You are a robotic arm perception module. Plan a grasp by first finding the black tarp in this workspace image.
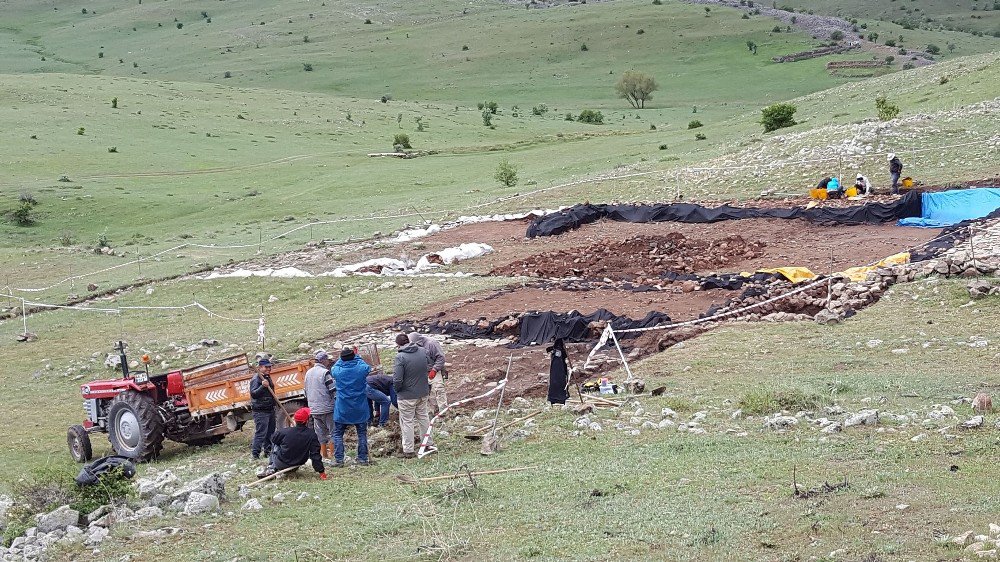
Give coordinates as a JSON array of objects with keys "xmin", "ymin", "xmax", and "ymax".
[
  {"xmin": 518, "ymin": 309, "xmax": 671, "ymax": 345},
  {"xmin": 75, "ymin": 455, "xmax": 137, "ymax": 486},
  {"xmin": 527, "ymin": 191, "xmax": 923, "ymax": 237},
  {"xmin": 394, "ymin": 309, "xmax": 671, "ymax": 346}
]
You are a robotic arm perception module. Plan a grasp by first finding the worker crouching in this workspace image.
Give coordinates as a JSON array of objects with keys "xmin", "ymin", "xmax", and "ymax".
[{"xmin": 261, "ymin": 407, "xmax": 326, "ymax": 479}]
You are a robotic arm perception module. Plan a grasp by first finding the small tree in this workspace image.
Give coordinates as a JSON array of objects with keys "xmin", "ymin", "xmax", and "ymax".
[
  {"xmin": 495, "ymin": 158, "xmax": 518, "ymax": 187},
  {"xmin": 577, "ymin": 110, "xmax": 604, "ymax": 124},
  {"xmin": 393, "ymin": 133, "xmax": 411, "ymax": 150},
  {"xmin": 688, "ymin": 120, "xmax": 703, "ymax": 129},
  {"xmin": 760, "ymin": 103, "xmax": 797, "ymax": 132},
  {"xmin": 830, "ymin": 30, "xmax": 844, "ymax": 41},
  {"xmin": 746, "ymin": 40, "xmax": 757, "ymax": 54},
  {"xmin": 614, "ymin": 70, "xmax": 658, "ymax": 109},
  {"xmin": 486, "ymin": 101, "xmax": 498, "ymax": 114},
  {"xmin": 11, "ymin": 200, "xmax": 37, "ymax": 226},
  {"xmin": 875, "ymin": 95, "xmax": 900, "ymax": 121},
  {"xmin": 302, "ymin": 63, "xmax": 313, "ymax": 71},
  {"xmin": 926, "ymin": 44, "xmax": 941, "ymax": 55},
  {"xmin": 111, "ymin": 97, "xmax": 118, "ymax": 109},
  {"xmin": 482, "ymin": 110, "xmax": 492, "ymax": 126}
]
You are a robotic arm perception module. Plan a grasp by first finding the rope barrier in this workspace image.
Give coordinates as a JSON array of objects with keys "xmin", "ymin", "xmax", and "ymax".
[{"xmin": 417, "ymin": 379, "xmax": 509, "ymax": 459}]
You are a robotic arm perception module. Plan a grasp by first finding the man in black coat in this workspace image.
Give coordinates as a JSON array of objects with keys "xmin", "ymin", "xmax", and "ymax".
[
  {"xmin": 249, "ymin": 357, "xmax": 277, "ymax": 459},
  {"xmin": 261, "ymin": 407, "xmax": 326, "ymax": 478},
  {"xmin": 888, "ymin": 153, "xmax": 904, "ymax": 194}
]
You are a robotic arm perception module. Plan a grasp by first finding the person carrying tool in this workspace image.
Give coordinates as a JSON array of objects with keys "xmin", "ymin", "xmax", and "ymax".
[
  {"xmin": 408, "ymin": 332, "xmax": 448, "ymax": 414},
  {"xmin": 888, "ymin": 153, "xmax": 903, "ymax": 194},
  {"xmin": 304, "ymin": 350, "xmax": 336, "ymax": 462},
  {"xmin": 546, "ymin": 338, "xmax": 573, "ymax": 405},
  {"xmin": 260, "ymin": 407, "xmax": 326, "ymax": 479},
  {"xmin": 249, "ymin": 357, "xmax": 277, "ymax": 460},
  {"xmin": 393, "ymin": 333, "xmax": 433, "ymax": 459},
  {"xmin": 366, "ymin": 372, "xmax": 396, "ymax": 427},
  {"xmin": 332, "ymin": 347, "xmax": 371, "ymax": 467}
]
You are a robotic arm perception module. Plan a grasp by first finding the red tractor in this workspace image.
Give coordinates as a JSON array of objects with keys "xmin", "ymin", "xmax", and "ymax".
[{"xmin": 68, "ymin": 342, "xmax": 313, "ymax": 462}]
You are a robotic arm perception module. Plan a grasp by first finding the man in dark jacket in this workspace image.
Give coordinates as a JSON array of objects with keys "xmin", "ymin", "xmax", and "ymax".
[
  {"xmin": 262, "ymin": 407, "xmax": 326, "ymax": 478},
  {"xmin": 366, "ymin": 373, "xmax": 396, "ymax": 427},
  {"xmin": 888, "ymin": 153, "xmax": 903, "ymax": 194},
  {"xmin": 249, "ymin": 357, "xmax": 277, "ymax": 459},
  {"xmin": 393, "ymin": 333, "xmax": 433, "ymax": 458}
]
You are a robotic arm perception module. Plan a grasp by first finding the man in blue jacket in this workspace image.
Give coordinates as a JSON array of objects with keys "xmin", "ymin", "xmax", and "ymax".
[
  {"xmin": 249, "ymin": 357, "xmax": 277, "ymax": 459},
  {"xmin": 332, "ymin": 347, "xmax": 371, "ymax": 467}
]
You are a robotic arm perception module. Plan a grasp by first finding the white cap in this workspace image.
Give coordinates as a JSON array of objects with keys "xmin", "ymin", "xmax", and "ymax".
[
  {"xmin": 887, "ymin": 153, "xmax": 896, "ymax": 161},
  {"xmin": 857, "ymin": 174, "xmax": 863, "ymax": 179}
]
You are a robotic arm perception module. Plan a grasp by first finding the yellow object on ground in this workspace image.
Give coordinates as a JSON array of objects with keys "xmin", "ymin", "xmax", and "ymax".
[
  {"xmin": 757, "ymin": 267, "xmax": 818, "ymax": 283},
  {"xmin": 809, "ymin": 188, "xmax": 828, "ymax": 200},
  {"xmin": 902, "ymin": 177, "xmax": 914, "ymax": 188},
  {"xmin": 845, "ymin": 187, "xmax": 858, "ymax": 198},
  {"xmin": 838, "ymin": 252, "xmax": 910, "ymax": 282}
]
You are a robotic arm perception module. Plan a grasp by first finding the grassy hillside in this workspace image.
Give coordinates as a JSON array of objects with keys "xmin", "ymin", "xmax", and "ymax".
[{"xmin": 774, "ymin": 0, "xmax": 1000, "ymax": 36}]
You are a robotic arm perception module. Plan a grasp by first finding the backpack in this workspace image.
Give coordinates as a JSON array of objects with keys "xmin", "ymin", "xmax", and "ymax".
[{"xmin": 75, "ymin": 455, "xmax": 137, "ymax": 487}]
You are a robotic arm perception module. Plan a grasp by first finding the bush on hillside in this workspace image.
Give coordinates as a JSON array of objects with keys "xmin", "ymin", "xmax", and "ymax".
[
  {"xmin": 577, "ymin": 109, "xmax": 604, "ymax": 124},
  {"xmin": 738, "ymin": 388, "xmax": 824, "ymax": 415},
  {"xmin": 760, "ymin": 103, "xmax": 796, "ymax": 133},
  {"xmin": 580, "ymin": 43, "xmax": 588, "ymax": 51},
  {"xmin": 393, "ymin": 133, "xmax": 411, "ymax": 150},
  {"xmin": 176, "ymin": 22, "xmax": 183, "ymax": 29},
  {"xmin": 531, "ymin": 104, "xmax": 549, "ymax": 116},
  {"xmin": 482, "ymin": 110, "xmax": 492, "ymax": 127},
  {"xmin": 485, "ymin": 101, "xmax": 499, "ymax": 114},
  {"xmin": 687, "ymin": 120, "xmax": 703, "ymax": 129},
  {"xmin": 564, "ymin": 112, "xmax": 574, "ymax": 121},
  {"xmin": 302, "ymin": 63, "xmax": 313, "ymax": 71},
  {"xmin": 875, "ymin": 95, "xmax": 900, "ymax": 121},
  {"xmin": 614, "ymin": 69, "xmax": 658, "ymax": 109},
  {"xmin": 926, "ymin": 44, "xmax": 941, "ymax": 55},
  {"xmin": 884, "ymin": 39, "xmax": 896, "ymax": 47},
  {"xmin": 830, "ymin": 30, "xmax": 844, "ymax": 41},
  {"xmin": 9, "ymin": 200, "xmax": 37, "ymax": 227},
  {"xmin": 77, "ymin": 127, "xmax": 85, "ymax": 135},
  {"xmin": 694, "ymin": 133, "xmax": 707, "ymax": 141},
  {"xmin": 495, "ymin": 158, "xmax": 518, "ymax": 187}
]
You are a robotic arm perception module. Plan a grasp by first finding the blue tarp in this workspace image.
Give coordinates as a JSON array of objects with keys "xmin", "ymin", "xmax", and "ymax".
[{"xmin": 898, "ymin": 188, "xmax": 1000, "ymax": 228}]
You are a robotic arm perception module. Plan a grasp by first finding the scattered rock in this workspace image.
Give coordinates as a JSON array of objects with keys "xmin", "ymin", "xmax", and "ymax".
[
  {"xmin": 171, "ymin": 472, "xmax": 226, "ymax": 501},
  {"xmin": 242, "ymin": 498, "xmax": 263, "ymax": 511},
  {"xmin": 182, "ymin": 492, "xmax": 220, "ymax": 515},
  {"xmin": 961, "ymin": 416, "xmax": 984, "ymax": 429},
  {"xmin": 843, "ymin": 409, "xmax": 878, "ymax": 428},
  {"xmin": 764, "ymin": 415, "xmax": 798, "ymax": 430},
  {"xmin": 36, "ymin": 505, "xmax": 79, "ymax": 534}
]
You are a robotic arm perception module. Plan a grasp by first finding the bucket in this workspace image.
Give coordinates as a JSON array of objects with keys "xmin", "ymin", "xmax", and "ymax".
[
  {"xmin": 845, "ymin": 187, "xmax": 858, "ymax": 198},
  {"xmin": 901, "ymin": 177, "xmax": 914, "ymax": 188},
  {"xmin": 809, "ymin": 188, "xmax": 828, "ymax": 200}
]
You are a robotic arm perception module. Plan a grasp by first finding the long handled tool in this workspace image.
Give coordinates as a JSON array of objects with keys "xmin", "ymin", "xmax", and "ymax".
[
  {"xmin": 264, "ymin": 378, "xmax": 295, "ymax": 426},
  {"xmin": 463, "ymin": 410, "xmax": 541, "ymax": 440},
  {"xmin": 395, "ymin": 466, "xmax": 537, "ymax": 485},
  {"xmin": 245, "ymin": 465, "xmax": 300, "ymax": 488}
]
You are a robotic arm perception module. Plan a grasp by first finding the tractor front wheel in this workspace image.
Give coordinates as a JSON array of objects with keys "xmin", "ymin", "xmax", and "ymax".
[
  {"xmin": 107, "ymin": 391, "xmax": 164, "ymax": 461},
  {"xmin": 67, "ymin": 425, "xmax": 93, "ymax": 463}
]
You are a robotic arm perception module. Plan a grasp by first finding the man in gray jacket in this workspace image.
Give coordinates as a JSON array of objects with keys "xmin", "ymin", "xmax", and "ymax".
[
  {"xmin": 304, "ymin": 350, "xmax": 335, "ymax": 462},
  {"xmin": 393, "ymin": 333, "xmax": 434, "ymax": 458},
  {"xmin": 408, "ymin": 332, "xmax": 448, "ymax": 414}
]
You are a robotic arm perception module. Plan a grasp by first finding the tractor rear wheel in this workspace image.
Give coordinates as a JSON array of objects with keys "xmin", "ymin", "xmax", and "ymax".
[
  {"xmin": 67, "ymin": 425, "xmax": 93, "ymax": 463},
  {"xmin": 108, "ymin": 391, "xmax": 164, "ymax": 461}
]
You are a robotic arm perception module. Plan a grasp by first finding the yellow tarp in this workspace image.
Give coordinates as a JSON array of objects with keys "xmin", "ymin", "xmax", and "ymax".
[
  {"xmin": 838, "ymin": 252, "xmax": 910, "ymax": 282},
  {"xmin": 756, "ymin": 267, "xmax": 818, "ymax": 283}
]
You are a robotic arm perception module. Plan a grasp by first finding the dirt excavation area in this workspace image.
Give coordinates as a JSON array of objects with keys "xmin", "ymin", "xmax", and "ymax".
[{"xmin": 317, "ymin": 212, "xmax": 944, "ymax": 403}]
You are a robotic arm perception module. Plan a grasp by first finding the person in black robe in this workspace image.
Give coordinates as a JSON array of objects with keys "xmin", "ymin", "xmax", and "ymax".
[{"xmin": 546, "ymin": 338, "xmax": 573, "ymax": 405}]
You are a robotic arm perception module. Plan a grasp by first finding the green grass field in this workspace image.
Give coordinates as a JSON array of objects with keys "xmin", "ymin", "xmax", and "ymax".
[{"xmin": 0, "ymin": 0, "xmax": 999, "ymax": 559}]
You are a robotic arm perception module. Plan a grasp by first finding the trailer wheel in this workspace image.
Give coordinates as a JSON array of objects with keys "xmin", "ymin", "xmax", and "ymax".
[
  {"xmin": 108, "ymin": 390, "xmax": 164, "ymax": 461},
  {"xmin": 277, "ymin": 399, "xmax": 307, "ymax": 429},
  {"xmin": 67, "ymin": 425, "xmax": 93, "ymax": 463}
]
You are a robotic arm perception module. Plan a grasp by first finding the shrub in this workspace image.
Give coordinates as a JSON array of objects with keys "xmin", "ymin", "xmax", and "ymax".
[
  {"xmin": 486, "ymin": 101, "xmax": 498, "ymax": 114},
  {"xmin": 772, "ymin": 25, "xmax": 781, "ymax": 32},
  {"xmin": 742, "ymin": 13, "xmax": 750, "ymax": 19},
  {"xmin": 302, "ymin": 63, "xmax": 313, "ymax": 71},
  {"xmin": 687, "ymin": 120, "xmax": 703, "ymax": 129},
  {"xmin": 176, "ymin": 22, "xmax": 183, "ymax": 29},
  {"xmin": 738, "ymin": 387, "xmax": 824, "ymax": 415},
  {"xmin": 884, "ymin": 39, "xmax": 896, "ymax": 46},
  {"xmin": 77, "ymin": 127, "xmax": 85, "ymax": 135},
  {"xmin": 830, "ymin": 30, "xmax": 844, "ymax": 40},
  {"xmin": 364, "ymin": 18, "xmax": 372, "ymax": 24},
  {"xmin": 901, "ymin": 63, "xmax": 915, "ymax": 71},
  {"xmin": 760, "ymin": 102, "xmax": 796, "ymax": 132},
  {"xmin": 10, "ymin": 200, "xmax": 36, "ymax": 226},
  {"xmin": 658, "ymin": 143, "xmax": 668, "ymax": 150},
  {"xmin": 59, "ymin": 231, "xmax": 76, "ymax": 246},
  {"xmin": 926, "ymin": 43, "xmax": 941, "ymax": 55},
  {"xmin": 531, "ymin": 104, "xmax": 549, "ymax": 116},
  {"xmin": 133, "ymin": 61, "xmax": 138, "ymax": 68},
  {"xmin": 111, "ymin": 97, "xmax": 117, "ymax": 109},
  {"xmin": 462, "ymin": 45, "xmax": 469, "ymax": 51},
  {"xmin": 637, "ymin": 29, "xmax": 645, "ymax": 35},
  {"xmin": 576, "ymin": 109, "xmax": 604, "ymax": 124},
  {"xmin": 580, "ymin": 43, "xmax": 588, "ymax": 51},
  {"xmin": 652, "ymin": 0, "xmax": 662, "ymax": 4},
  {"xmin": 108, "ymin": 146, "xmax": 118, "ymax": 153},
  {"xmin": 393, "ymin": 133, "xmax": 411, "ymax": 149},
  {"xmin": 885, "ymin": 56, "xmax": 895, "ymax": 63},
  {"xmin": 875, "ymin": 94, "xmax": 900, "ymax": 121},
  {"xmin": 694, "ymin": 133, "xmax": 707, "ymax": 140},
  {"xmin": 482, "ymin": 110, "xmax": 492, "ymax": 126},
  {"xmin": 564, "ymin": 112, "xmax": 574, "ymax": 121},
  {"xmin": 495, "ymin": 158, "xmax": 518, "ymax": 187},
  {"xmin": 939, "ymin": 75, "xmax": 949, "ymax": 85},
  {"xmin": 201, "ymin": 10, "xmax": 209, "ymax": 18},
  {"xmin": 477, "ymin": 102, "xmax": 485, "ymax": 110},
  {"xmin": 304, "ymin": 35, "xmax": 310, "ymax": 43},
  {"xmin": 898, "ymin": 47, "xmax": 907, "ymax": 54},
  {"xmin": 224, "ymin": 71, "xmax": 232, "ymax": 78},
  {"xmin": 98, "ymin": 51, "xmax": 104, "ymax": 58}
]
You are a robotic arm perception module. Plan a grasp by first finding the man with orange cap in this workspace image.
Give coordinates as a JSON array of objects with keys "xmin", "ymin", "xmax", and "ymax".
[{"xmin": 260, "ymin": 407, "xmax": 326, "ymax": 478}]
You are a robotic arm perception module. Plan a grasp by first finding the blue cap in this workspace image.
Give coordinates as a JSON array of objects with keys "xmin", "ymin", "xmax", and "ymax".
[{"xmin": 258, "ymin": 357, "xmax": 272, "ymax": 367}]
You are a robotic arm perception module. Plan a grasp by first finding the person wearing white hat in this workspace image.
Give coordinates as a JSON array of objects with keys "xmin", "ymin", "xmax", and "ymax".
[
  {"xmin": 887, "ymin": 153, "xmax": 903, "ymax": 194},
  {"xmin": 854, "ymin": 173, "xmax": 872, "ymax": 197}
]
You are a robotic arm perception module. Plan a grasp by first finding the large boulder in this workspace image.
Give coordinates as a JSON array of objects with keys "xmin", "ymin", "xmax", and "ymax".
[
  {"xmin": 35, "ymin": 505, "xmax": 79, "ymax": 534},
  {"xmin": 171, "ymin": 472, "xmax": 226, "ymax": 502},
  {"xmin": 182, "ymin": 492, "xmax": 219, "ymax": 516},
  {"xmin": 844, "ymin": 409, "xmax": 879, "ymax": 428}
]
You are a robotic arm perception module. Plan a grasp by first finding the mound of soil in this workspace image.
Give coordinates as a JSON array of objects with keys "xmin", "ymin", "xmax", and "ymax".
[{"xmin": 490, "ymin": 233, "xmax": 765, "ymax": 281}]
